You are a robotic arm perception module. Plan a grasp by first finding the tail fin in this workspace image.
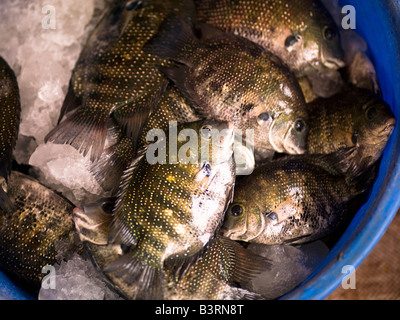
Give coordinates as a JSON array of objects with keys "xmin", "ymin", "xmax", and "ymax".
[
  {"xmin": 103, "ymin": 248, "xmax": 164, "ymax": 300},
  {"xmin": 45, "ymin": 106, "xmax": 109, "ymax": 162},
  {"xmin": 57, "ymin": 83, "xmax": 82, "ymax": 125},
  {"xmin": 143, "ymin": 15, "xmax": 198, "ymax": 66}
]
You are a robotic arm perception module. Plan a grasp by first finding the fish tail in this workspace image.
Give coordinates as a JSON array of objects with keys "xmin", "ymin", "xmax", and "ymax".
[
  {"xmin": 143, "ymin": 15, "xmax": 198, "ymax": 65},
  {"xmin": 57, "ymin": 83, "xmax": 82, "ymax": 125},
  {"xmin": 45, "ymin": 107, "xmax": 109, "ymax": 162},
  {"xmin": 103, "ymin": 248, "xmax": 164, "ymax": 300}
]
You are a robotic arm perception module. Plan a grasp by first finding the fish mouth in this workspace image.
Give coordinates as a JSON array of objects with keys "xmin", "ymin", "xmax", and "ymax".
[
  {"xmin": 222, "ymin": 227, "xmax": 244, "ymax": 240},
  {"xmin": 377, "ymin": 118, "xmax": 396, "ymax": 137},
  {"xmin": 320, "ymin": 50, "xmax": 346, "ymax": 69},
  {"xmin": 222, "ymin": 211, "xmax": 265, "ymax": 242},
  {"xmin": 270, "ymin": 125, "xmax": 306, "ymax": 155},
  {"xmin": 385, "ymin": 117, "xmax": 396, "ymax": 129},
  {"xmin": 283, "ymin": 133, "xmax": 306, "ymax": 155},
  {"xmin": 323, "ymin": 57, "xmax": 346, "ymax": 69}
]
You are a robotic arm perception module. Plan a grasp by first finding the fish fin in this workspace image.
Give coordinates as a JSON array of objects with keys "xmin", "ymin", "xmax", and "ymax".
[
  {"xmin": 218, "ymin": 237, "xmax": 271, "ymax": 285},
  {"xmin": 115, "ymin": 143, "xmax": 148, "ymax": 203},
  {"xmin": 103, "ymin": 248, "xmax": 164, "ymax": 300},
  {"xmin": 45, "ymin": 107, "xmax": 109, "ymax": 162},
  {"xmin": 348, "ymin": 160, "xmax": 380, "ymax": 195},
  {"xmin": 58, "ymin": 83, "xmax": 82, "ymax": 124},
  {"xmin": 89, "ymin": 135, "xmax": 135, "ymax": 194},
  {"xmin": 193, "ymin": 22, "xmax": 226, "ymax": 41},
  {"xmin": 107, "ymin": 144, "xmax": 148, "ymax": 245},
  {"xmin": 0, "ymin": 159, "xmax": 11, "ymax": 183},
  {"xmin": 325, "ymin": 147, "xmax": 366, "ymax": 178},
  {"xmin": 143, "ymin": 15, "xmax": 198, "ymax": 65},
  {"xmin": 231, "ymin": 288, "xmax": 265, "ymax": 300},
  {"xmin": 159, "ymin": 65, "xmax": 208, "ymax": 118},
  {"xmin": 112, "ymin": 79, "xmax": 169, "ymax": 144},
  {"xmin": 0, "ymin": 187, "xmax": 16, "ymax": 216},
  {"xmin": 165, "ymin": 243, "xmax": 211, "ymax": 283},
  {"xmin": 73, "ymin": 198, "xmax": 116, "ymax": 245}
]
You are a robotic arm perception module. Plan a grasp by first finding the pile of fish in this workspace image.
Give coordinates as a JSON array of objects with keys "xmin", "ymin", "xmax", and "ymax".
[{"xmin": 0, "ymin": 0, "xmax": 396, "ymax": 300}]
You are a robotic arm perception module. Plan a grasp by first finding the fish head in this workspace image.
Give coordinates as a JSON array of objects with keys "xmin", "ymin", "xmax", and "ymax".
[
  {"xmin": 259, "ymin": 106, "xmax": 309, "ymax": 155},
  {"xmin": 222, "ymin": 202, "xmax": 266, "ymax": 242},
  {"xmin": 250, "ymin": 70, "xmax": 309, "ymax": 154},
  {"xmin": 353, "ymin": 94, "xmax": 396, "ymax": 164},
  {"xmin": 294, "ymin": 5, "xmax": 345, "ymax": 72},
  {"xmin": 73, "ymin": 198, "xmax": 115, "ymax": 245}
]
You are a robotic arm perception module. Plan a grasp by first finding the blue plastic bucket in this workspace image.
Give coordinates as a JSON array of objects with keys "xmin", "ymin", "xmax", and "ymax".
[
  {"xmin": 1, "ymin": 0, "xmax": 400, "ymax": 300},
  {"xmin": 284, "ymin": 0, "xmax": 400, "ymax": 299}
]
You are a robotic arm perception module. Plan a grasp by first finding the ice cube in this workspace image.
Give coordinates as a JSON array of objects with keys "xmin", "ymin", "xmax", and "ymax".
[
  {"xmin": 0, "ymin": 0, "xmax": 106, "ymax": 151},
  {"xmin": 29, "ymin": 143, "xmax": 110, "ymax": 205},
  {"xmin": 38, "ymin": 253, "xmax": 122, "ymax": 300},
  {"xmin": 243, "ymin": 241, "xmax": 329, "ymax": 299}
]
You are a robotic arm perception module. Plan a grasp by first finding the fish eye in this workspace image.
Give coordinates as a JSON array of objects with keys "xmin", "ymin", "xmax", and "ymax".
[
  {"xmin": 257, "ymin": 112, "xmax": 270, "ymax": 124},
  {"xmin": 294, "ymin": 119, "xmax": 306, "ymax": 133},
  {"xmin": 323, "ymin": 26, "xmax": 336, "ymax": 41},
  {"xmin": 366, "ymin": 106, "xmax": 377, "ymax": 120},
  {"xmin": 230, "ymin": 204, "xmax": 244, "ymax": 217},
  {"xmin": 285, "ymin": 35, "xmax": 298, "ymax": 48},
  {"xmin": 200, "ymin": 125, "xmax": 213, "ymax": 139},
  {"xmin": 101, "ymin": 202, "xmax": 114, "ymax": 214},
  {"xmin": 351, "ymin": 133, "xmax": 358, "ymax": 145}
]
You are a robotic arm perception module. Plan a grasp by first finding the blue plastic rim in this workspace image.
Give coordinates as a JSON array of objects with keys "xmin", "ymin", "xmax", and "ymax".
[
  {"xmin": 283, "ymin": 0, "xmax": 400, "ymax": 299},
  {"xmin": 1, "ymin": 0, "xmax": 400, "ymax": 300}
]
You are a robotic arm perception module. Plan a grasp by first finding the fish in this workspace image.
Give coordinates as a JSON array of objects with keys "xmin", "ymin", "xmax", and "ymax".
[
  {"xmin": 165, "ymin": 235, "xmax": 269, "ymax": 300},
  {"xmin": 306, "ymin": 87, "xmax": 396, "ymax": 174},
  {"xmin": 0, "ymin": 56, "xmax": 21, "ymax": 214},
  {"xmin": 0, "ymin": 171, "xmax": 79, "ymax": 289},
  {"xmin": 74, "ymin": 200, "xmax": 269, "ymax": 300},
  {"xmin": 222, "ymin": 150, "xmax": 377, "ymax": 245},
  {"xmin": 45, "ymin": 0, "xmax": 196, "ymax": 162},
  {"xmin": 74, "ymin": 120, "xmax": 236, "ymax": 300},
  {"xmin": 194, "ymin": 0, "xmax": 345, "ymax": 77},
  {"xmin": 144, "ymin": 16, "xmax": 309, "ymax": 156}
]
